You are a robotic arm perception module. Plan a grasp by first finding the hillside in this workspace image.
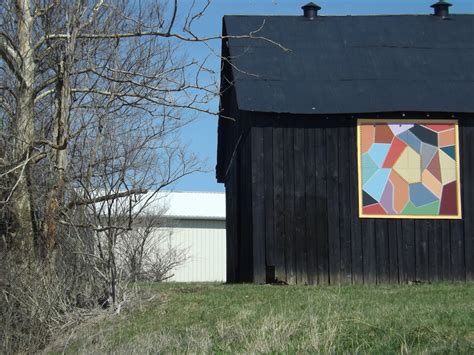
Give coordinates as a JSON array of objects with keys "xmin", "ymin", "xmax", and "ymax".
[{"xmin": 46, "ymin": 282, "xmax": 474, "ymax": 353}]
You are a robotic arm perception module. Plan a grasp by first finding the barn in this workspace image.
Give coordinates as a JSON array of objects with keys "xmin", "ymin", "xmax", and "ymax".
[{"xmin": 216, "ymin": 2, "xmax": 474, "ymax": 284}]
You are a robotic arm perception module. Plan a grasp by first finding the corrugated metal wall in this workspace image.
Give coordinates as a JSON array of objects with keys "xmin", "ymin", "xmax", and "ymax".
[{"xmin": 157, "ymin": 219, "xmax": 226, "ymax": 282}]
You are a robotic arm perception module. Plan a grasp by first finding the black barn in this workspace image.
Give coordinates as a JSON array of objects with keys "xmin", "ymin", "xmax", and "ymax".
[{"xmin": 216, "ymin": 2, "xmax": 474, "ymax": 284}]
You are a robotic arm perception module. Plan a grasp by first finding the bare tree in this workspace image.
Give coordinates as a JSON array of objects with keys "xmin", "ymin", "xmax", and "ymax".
[
  {"xmin": 0, "ymin": 0, "xmax": 219, "ymax": 262},
  {"xmin": 0, "ymin": 2, "xmax": 210, "ymax": 350},
  {"xmin": 0, "ymin": 1, "xmax": 288, "ymax": 351}
]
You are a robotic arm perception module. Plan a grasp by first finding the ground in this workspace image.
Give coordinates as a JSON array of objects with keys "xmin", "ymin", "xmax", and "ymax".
[{"xmin": 47, "ymin": 282, "xmax": 474, "ymax": 353}]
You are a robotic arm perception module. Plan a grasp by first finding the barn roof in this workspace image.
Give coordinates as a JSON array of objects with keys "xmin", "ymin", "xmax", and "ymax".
[{"xmin": 223, "ymin": 14, "xmax": 474, "ymax": 114}]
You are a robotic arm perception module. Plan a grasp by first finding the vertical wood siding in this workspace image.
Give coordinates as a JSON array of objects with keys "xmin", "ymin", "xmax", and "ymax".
[
  {"xmin": 224, "ymin": 115, "xmax": 474, "ymax": 284},
  {"xmin": 159, "ymin": 219, "xmax": 226, "ymax": 282}
]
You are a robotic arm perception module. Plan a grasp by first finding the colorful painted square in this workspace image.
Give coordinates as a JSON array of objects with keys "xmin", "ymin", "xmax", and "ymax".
[{"xmin": 358, "ymin": 119, "xmax": 462, "ymax": 219}]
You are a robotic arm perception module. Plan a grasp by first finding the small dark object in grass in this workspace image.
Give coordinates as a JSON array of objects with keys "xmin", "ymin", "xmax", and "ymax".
[
  {"xmin": 408, "ymin": 279, "xmax": 431, "ymax": 285},
  {"xmin": 98, "ymin": 289, "xmax": 111, "ymax": 309},
  {"xmin": 177, "ymin": 286, "xmax": 206, "ymax": 293},
  {"xmin": 271, "ymin": 279, "xmax": 288, "ymax": 286},
  {"xmin": 76, "ymin": 293, "xmax": 94, "ymax": 308}
]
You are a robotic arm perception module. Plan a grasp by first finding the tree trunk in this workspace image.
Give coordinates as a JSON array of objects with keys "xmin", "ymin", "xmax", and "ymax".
[
  {"xmin": 42, "ymin": 22, "xmax": 77, "ymax": 260},
  {"xmin": 10, "ymin": 0, "xmax": 37, "ymax": 258},
  {"xmin": 42, "ymin": 60, "xmax": 70, "ymax": 260}
]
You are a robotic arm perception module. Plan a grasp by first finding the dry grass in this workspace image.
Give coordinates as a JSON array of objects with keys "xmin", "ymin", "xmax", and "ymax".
[{"xmin": 46, "ymin": 282, "xmax": 474, "ymax": 354}]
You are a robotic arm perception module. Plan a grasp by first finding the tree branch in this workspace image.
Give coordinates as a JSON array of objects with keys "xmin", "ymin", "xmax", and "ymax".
[
  {"xmin": 67, "ymin": 188, "xmax": 148, "ymax": 208},
  {"xmin": 34, "ymin": 21, "xmax": 290, "ymax": 53},
  {"xmin": 0, "ymin": 32, "xmax": 23, "ymax": 82},
  {"xmin": 166, "ymin": 0, "xmax": 178, "ymax": 36}
]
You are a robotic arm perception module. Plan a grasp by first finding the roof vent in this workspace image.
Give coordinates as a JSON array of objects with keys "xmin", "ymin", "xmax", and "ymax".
[
  {"xmin": 302, "ymin": 2, "xmax": 321, "ymax": 20},
  {"xmin": 431, "ymin": 0, "xmax": 452, "ymax": 17}
]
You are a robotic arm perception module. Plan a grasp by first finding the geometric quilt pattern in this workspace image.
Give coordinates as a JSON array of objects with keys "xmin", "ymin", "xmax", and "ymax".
[{"xmin": 358, "ymin": 119, "xmax": 462, "ymax": 219}]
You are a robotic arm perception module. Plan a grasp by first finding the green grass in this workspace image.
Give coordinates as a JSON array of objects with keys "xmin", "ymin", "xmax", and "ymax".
[{"xmin": 53, "ymin": 283, "xmax": 474, "ymax": 353}]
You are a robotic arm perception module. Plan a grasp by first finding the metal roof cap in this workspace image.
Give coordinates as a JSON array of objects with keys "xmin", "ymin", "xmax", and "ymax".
[
  {"xmin": 301, "ymin": 2, "xmax": 321, "ymax": 20},
  {"xmin": 431, "ymin": 0, "xmax": 453, "ymax": 17}
]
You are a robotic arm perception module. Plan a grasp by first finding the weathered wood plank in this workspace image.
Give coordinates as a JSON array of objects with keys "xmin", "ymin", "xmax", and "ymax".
[
  {"xmin": 326, "ymin": 123, "xmax": 341, "ymax": 284},
  {"xmin": 284, "ymin": 127, "xmax": 296, "ymax": 284},
  {"xmin": 315, "ymin": 125, "xmax": 329, "ymax": 285},
  {"xmin": 304, "ymin": 127, "xmax": 318, "ymax": 284},
  {"xmin": 263, "ymin": 126, "xmax": 274, "ymax": 273},
  {"xmin": 396, "ymin": 220, "xmax": 405, "ymax": 283},
  {"xmin": 294, "ymin": 127, "xmax": 307, "ymax": 284},
  {"xmin": 387, "ymin": 220, "xmax": 399, "ymax": 283},
  {"xmin": 450, "ymin": 220, "xmax": 465, "ymax": 281},
  {"xmin": 375, "ymin": 219, "xmax": 389, "ymax": 283},
  {"xmin": 238, "ymin": 132, "xmax": 253, "ymax": 282},
  {"xmin": 245, "ymin": 131, "xmax": 254, "ymax": 282},
  {"xmin": 251, "ymin": 127, "xmax": 266, "ymax": 283},
  {"xmin": 440, "ymin": 222, "xmax": 452, "ymax": 281},
  {"xmin": 402, "ymin": 220, "xmax": 416, "ymax": 282},
  {"xmin": 338, "ymin": 122, "xmax": 352, "ymax": 284},
  {"xmin": 427, "ymin": 220, "xmax": 439, "ymax": 282},
  {"xmin": 415, "ymin": 220, "xmax": 428, "ymax": 282},
  {"xmin": 272, "ymin": 126, "xmax": 286, "ymax": 283},
  {"xmin": 361, "ymin": 219, "xmax": 376, "ymax": 283},
  {"xmin": 225, "ymin": 168, "xmax": 237, "ymax": 282},
  {"xmin": 462, "ymin": 120, "xmax": 474, "ymax": 280}
]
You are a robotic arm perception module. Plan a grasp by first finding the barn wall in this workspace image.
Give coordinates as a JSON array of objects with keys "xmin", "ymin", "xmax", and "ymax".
[
  {"xmin": 246, "ymin": 114, "xmax": 474, "ymax": 284},
  {"xmin": 159, "ymin": 219, "xmax": 227, "ymax": 282},
  {"xmin": 221, "ymin": 87, "xmax": 255, "ymax": 283},
  {"xmin": 223, "ymin": 127, "xmax": 255, "ymax": 283},
  {"xmin": 219, "ymin": 31, "xmax": 257, "ymax": 283}
]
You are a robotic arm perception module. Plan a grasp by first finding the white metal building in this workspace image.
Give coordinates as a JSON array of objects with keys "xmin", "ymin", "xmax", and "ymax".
[{"xmin": 156, "ymin": 192, "xmax": 226, "ymax": 282}]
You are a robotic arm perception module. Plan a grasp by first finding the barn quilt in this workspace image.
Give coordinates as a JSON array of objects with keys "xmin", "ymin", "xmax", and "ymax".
[{"xmin": 357, "ymin": 119, "xmax": 461, "ymax": 219}]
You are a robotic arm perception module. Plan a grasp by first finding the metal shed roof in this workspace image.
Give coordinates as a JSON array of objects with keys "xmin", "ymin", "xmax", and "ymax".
[
  {"xmin": 142, "ymin": 191, "xmax": 226, "ymax": 220},
  {"xmin": 223, "ymin": 14, "xmax": 474, "ymax": 114},
  {"xmin": 161, "ymin": 192, "xmax": 225, "ymax": 220},
  {"xmin": 92, "ymin": 191, "xmax": 225, "ymax": 220}
]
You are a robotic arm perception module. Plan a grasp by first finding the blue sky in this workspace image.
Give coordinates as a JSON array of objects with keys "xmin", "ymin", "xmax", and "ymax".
[{"xmin": 173, "ymin": 0, "xmax": 474, "ymax": 192}]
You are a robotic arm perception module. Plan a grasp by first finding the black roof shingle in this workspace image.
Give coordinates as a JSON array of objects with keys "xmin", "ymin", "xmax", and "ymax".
[{"xmin": 223, "ymin": 14, "xmax": 474, "ymax": 114}]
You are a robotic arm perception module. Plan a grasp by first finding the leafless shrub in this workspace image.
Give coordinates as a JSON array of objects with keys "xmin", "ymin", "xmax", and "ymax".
[
  {"xmin": 119, "ymin": 217, "xmax": 189, "ymax": 282},
  {"xmin": 0, "ymin": 0, "xmax": 286, "ymax": 352},
  {"xmin": 0, "ymin": 253, "xmax": 89, "ymax": 353}
]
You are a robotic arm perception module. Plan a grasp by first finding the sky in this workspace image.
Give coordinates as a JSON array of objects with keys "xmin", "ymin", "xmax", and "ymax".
[{"xmin": 173, "ymin": 0, "xmax": 474, "ymax": 193}]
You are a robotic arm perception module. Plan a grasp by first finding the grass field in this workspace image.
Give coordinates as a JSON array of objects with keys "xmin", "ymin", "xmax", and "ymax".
[{"xmin": 51, "ymin": 282, "xmax": 474, "ymax": 353}]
